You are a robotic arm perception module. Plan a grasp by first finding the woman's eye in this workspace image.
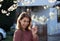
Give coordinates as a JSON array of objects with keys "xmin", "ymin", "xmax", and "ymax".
[{"xmin": 24, "ymin": 20, "xmax": 29, "ymax": 23}]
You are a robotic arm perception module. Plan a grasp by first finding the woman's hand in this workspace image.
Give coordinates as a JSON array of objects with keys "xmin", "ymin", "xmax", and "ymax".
[
  {"xmin": 32, "ymin": 26, "xmax": 38, "ymax": 34},
  {"xmin": 31, "ymin": 26, "xmax": 38, "ymax": 39}
]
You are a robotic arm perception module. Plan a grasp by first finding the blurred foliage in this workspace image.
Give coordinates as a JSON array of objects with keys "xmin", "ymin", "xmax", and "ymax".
[
  {"xmin": 3, "ymin": 33, "xmax": 13, "ymax": 41},
  {"xmin": 0, "ymin": 0, "xmax": 16, "ymax": 32}
]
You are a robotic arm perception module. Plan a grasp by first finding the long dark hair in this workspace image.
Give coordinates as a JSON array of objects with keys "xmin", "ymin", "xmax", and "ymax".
[{"xmin": 16, "ymin": 12, "xmax": 31, "ymax": 31}]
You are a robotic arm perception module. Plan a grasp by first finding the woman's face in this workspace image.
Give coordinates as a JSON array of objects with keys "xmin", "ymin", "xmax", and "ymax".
[{"xmin": 20, "ymin": 17, "xmax": 30, "ymax": 29}]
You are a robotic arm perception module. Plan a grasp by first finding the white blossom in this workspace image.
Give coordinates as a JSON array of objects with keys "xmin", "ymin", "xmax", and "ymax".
[
  {"xmin": 17, "ymin": 0, "xmax": 21, "ymax": 2},
  {"xmin": 32, "ymin": 0, "xmax": 35, "ymax": 3},
  {"xmin": 44, "ymin": 6, "xmax": 47, "ymax": 9},
  {"xmin": 0, "ymin": 4, "xmax": 2, "ymax": 8},
  {"xmin": 49, "ymin": 12, "xmax": 55, "ymax": 19},
  {"xmin": 48, "ymin": 0, "xmax": 56, "ymax": 3},
  {"xmin": 31, "ymin": 15, "xmax": 35, "ymax": 20},
  {"xmin": 32, "ymin": 14, "xmax": 48, "ymax": 25},
  {"xmin": 56, "ymin": 6, "xmax": 60, "ymax": 9},
  {"xmin": 1, "ymin": 9, "xmax": 7, "ymax": 14},
  {"xmin": 22, "ymin": 0, "xmax": 32, "ymax": 5},
  {"xmin": 22, "ymin": 2, "xmax": 28, "ymax": 5},
  {"xmin": 6, "ymin": 13, "xmax": 10, "ymax": 16},
  {"xmin": 8, "ymin": 4, "xmax": 18, "ymax": 11},
  {"xmin": 44, "ymin": 5, "xmax": 49, "ymax": 9},
  {"xmin": 39, "ymin": 16, "xmax": 48, "ymax": 24},
  {"xmin": 13, "ymin": 1, "xmax": 17, "ymax": 3},
  {"xmin": 0, "ymin": 0, "xmax": 3, "ymax": 2}
]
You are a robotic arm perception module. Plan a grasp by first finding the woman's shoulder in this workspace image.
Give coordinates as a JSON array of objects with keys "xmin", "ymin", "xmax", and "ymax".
[{"xmin": 14, "ymin": 29, "xmax": 22, "ymax": 34}]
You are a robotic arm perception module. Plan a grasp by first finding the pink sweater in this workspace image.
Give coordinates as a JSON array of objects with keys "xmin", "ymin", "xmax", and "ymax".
[{"xmin": 13, "ymin": 29, "xmax": 39, "ymax": 41}]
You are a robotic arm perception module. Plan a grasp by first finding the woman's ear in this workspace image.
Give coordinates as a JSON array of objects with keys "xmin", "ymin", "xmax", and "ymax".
[
  {"xmin": 19, "ymin": 19, "xmax": 22, "ymax": 22},
  {"xmin": 19, "ymin": 20, "xmax": 21, "ymax": 23}
]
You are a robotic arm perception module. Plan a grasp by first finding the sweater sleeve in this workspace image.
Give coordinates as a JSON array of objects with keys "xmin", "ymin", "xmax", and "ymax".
[
  {"xmin": 32, "ymin": 35, "xmax": 39, "ymax": 41},
  {"xmin": 13, "ymin": 30, "xmax": 21, "ymax": 41},
  {"xmin": 30, "ymin": 31, "xmax": 39, "ymax": 41}
]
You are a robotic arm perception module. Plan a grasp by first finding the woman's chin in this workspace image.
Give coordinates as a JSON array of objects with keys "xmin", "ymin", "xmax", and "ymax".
[{"xmin": 22, "ymin": 27, "xmax": 26, "ymax": 29}]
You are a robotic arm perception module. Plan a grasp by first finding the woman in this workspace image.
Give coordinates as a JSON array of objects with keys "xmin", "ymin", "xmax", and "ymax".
[{"xmin": 13, "ymin": 12, "xmax": 39, "ymax": 41}]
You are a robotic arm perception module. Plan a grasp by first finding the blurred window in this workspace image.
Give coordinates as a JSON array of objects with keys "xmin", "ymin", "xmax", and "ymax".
[{"xmin": 57, "ymin": 9, "xmax": 60, "ymax": 22}]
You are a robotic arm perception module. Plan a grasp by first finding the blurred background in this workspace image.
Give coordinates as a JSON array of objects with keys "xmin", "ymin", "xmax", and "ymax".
[{"xmin": 0, "ymin": 0, "xmax": 60, "ymax": 41}]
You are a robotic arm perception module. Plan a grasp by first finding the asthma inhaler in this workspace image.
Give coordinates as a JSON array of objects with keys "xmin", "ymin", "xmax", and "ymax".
[{"xmin": 32, "ymin": 23, "xmax": 36, "ymax": 28}]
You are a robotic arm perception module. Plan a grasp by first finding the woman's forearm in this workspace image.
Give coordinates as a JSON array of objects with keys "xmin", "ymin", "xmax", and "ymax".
[{"xmin": 32, "ymin": 34, "xmax": 39, "ymax": 41}]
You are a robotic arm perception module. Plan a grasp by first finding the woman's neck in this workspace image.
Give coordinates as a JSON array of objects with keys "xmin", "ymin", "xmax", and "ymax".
[{"xmin": 23, "ymin": 29, "xmax": 26, "ymax": 31}]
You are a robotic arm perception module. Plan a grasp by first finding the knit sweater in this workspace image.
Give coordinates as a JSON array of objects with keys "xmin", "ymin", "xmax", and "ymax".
[{"xmin": 13, "ymin": 29, "xmax": 39, "ymax": 41}]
